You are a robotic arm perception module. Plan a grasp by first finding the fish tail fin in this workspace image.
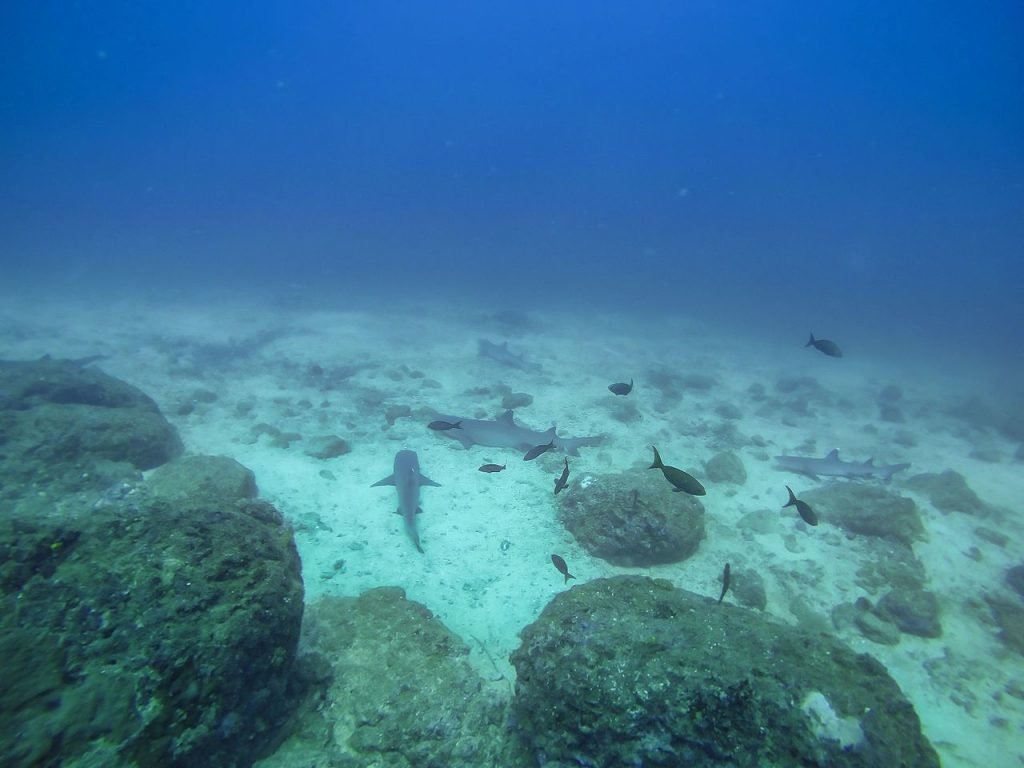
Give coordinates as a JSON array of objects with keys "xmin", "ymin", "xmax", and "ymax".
[
  {"xmin": 565, "ymin": 572, "xmax": 576, "ymax": 583},
  {"xmin": 784, "ymin": 485, "xmax": 798, "ymax": 507},
  {"xmin": 805, "ymin": 333, "xmax": 815, "ymax": 347},
  {"xmin": 649, "ymin": 446, "xmax": 664, "ymax": 469}
]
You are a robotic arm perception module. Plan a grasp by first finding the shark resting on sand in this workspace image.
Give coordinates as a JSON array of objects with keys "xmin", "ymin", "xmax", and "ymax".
[
  {"xmin": 774, "ymin": 449, "xmax": 910, "ymax": 481},
  {"xmin": 477, "ymin": 339, "xmax": 542, "ymax": 372},
  {"xmin": 371, "ymin": 449, "xmax": 440, "ymax": 553},
  {"xmin": 433, "ymin": 409, "xmax": 603, "ymax": 456}
]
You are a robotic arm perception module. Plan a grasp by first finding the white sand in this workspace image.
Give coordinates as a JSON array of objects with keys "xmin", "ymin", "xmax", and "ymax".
[{"xmin": 3, "ymin": 289, "xmax": 1022, "ymax": 767}]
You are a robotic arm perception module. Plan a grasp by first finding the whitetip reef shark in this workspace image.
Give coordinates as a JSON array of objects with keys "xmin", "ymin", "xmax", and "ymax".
[
  {"xmin": 371, "ymin": 449, "xmax": 440, "ymax": 553},
  {"xmin": 432, "ymin": 409, "xmax": 603, "ymax": 456},
  {"xmin": 774, "ymin": 449, "xmax": 910, "ymax": 481}
]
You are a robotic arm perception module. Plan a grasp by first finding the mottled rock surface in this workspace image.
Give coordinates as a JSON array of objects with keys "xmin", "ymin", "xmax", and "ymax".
[
  {"xmin": 264, "ymin": 589, "xmax": 527, "ymax": 768},
  {"xmin": 511, "ymin": 576, "xmax": 938, "ymax": 768},
  {"xmin": 558, "ymin": 468, "xmax": 705, "ymax": 566},
  {"xmin": 803, "ymin": 484, "xmax": 924, "ymax": 547},
  {"xmin": 0, "ymin": 357, "xmax": 182, "ymax": 504},
  {"xmin": 705, "ymin": 451, "xmax": 747, "ymax": 484}
]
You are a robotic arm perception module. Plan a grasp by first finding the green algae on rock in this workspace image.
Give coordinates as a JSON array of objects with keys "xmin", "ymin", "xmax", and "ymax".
[{"xmin": 511, "ymin": 576, "xmax": 939, "ymax": 768}]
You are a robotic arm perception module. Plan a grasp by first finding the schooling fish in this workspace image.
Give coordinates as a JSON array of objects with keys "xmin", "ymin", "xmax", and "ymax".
[
  {"xmin": 784, "ymin": 485, "xmax": 818, "ymax": 526},
  {"xmin": 718, "ymin": 563, "xmax": 731, "ymax": 604},
  {"xmin": 649, "ymin": 446, "xmax": 706, "ymax": 496},
  {"xmin": 428, "ymin": 420, "xmax": 462, "ymax": 431},
  {"xmin": 479, "ymin": 463, "xmax": 506, "ymax": 473},
  {"xmin": 523, "ymin": 440, "xmax": 554, "ymax": 461},
  {"xmin": 551, "ymin": 554, "xmax": 576, "ymax": 583},
  {"xmin": 608, "ymin": 378, "xmax": 633, "ymax": 396},
  {"xmin": 805, "ymin": 333, "xmax": 843, "ymax": 358},
  {"xmin": 553, "ymin": 458, "xmax": 570, "ymax": 494}
]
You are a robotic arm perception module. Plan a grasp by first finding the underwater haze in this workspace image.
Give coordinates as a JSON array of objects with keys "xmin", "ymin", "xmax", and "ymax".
[{"xmin": 2, "ymin": 2, "xmax": 1023, "ymax": 359}]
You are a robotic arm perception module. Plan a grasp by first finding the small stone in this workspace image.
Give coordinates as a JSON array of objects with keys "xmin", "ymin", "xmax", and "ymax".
[
  {"xmin": 501, "ymin": 392, "xmax": 533, "ymax": 410},
  {"xmin": 304, "ymin": 435, "xmax": 351, "ymax": 460}
]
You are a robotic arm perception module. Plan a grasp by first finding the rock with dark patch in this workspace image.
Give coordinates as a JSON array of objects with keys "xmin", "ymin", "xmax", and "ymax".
[
  {"xmin": 705, "ymin": 451, "xmax": 747, "ymax": 484},
  {"xmin": 0, "ymin": 357, "xmax": 182, "ymax": 501},
  {"xmin": 558, "ymin": 469, "xmax": 705, "ymax": 566},
  {"xmin": 501, "ymin": 392, "xmax": 533, "ymax": 410},
  {"xmin": 384, "ymin": 404, "xmax": 412, "ymax": 426},
  {"xmin": 985, "ymin": 595, "xmax": 1024, "ymax": 656},
  {"xmin": 905, "ymin": 470, "xmax": 995, "ymax": 517},
  {"xmin": 511, "ymin": 576, "xmax": 939, "ymax": 768},
  {"xmin": 263, "ymin": 588, "xmax": 526, "ymax": 768},
  {"xmin": 1006, "ymin": 565, "xmax": 1024, "ymax": 599},
  {"xmin": 147, "ymin": 454, "xmax": 258, "ymax": 506},
  {"xmin": 877, "ymin": 589, "xmax": 942, "ymax": 638},
  {"xmin": 303, "ymin": 435, "xmax": 352, "ymax": 460},
  {"xmin": 803, "ymin": 484, "xmax": 925, "ymax": 547},
  {"xmin": 730, "ymin": 567, "xmax": 767, "ymax": 610},
  {"xmin": 0, "ymin": 473, "xmax": 303, "ymax": 768},
  {"xmin": 852, "ymin": 540, "xmax": 928, "ymax": 594}
]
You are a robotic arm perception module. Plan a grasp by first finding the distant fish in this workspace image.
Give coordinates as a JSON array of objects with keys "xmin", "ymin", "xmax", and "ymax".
[
  {"xmin": 428, "ymin": 420, "xmax": 462, "ymax": 431},
  {"xmin": 717, "ymin": 563, "xmax": 731, "ymax": 604},
  {"xmin": 805, "ymin": 333, "xmax": 843, "ymax": 358},
  {"xmin": 649, "ymin": 446, "xmax": 706, "ymax": 496},
  {"xmin": 523, "ymin": 440, "xmax": 554, "ymax": 461},
  {"xmin": 553, "ymin": 458, "xmax": 570, "ymax": 494},
  {"xmin": 608, "ymin": 378, "xmax": 633, "ymax": 396},
  {"xmin": 784, "ymin": 485, "xmax": 818, "ymax": 526},
  {"xmin": 551, "ymin": 554, "xmax": 576, "ymax": 583},
  {"xmin": 479, "ymin": 463, "xmax": 506, "ymax": 473}
]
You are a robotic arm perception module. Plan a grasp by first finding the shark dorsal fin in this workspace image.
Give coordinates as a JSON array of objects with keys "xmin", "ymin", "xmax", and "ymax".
[
  {"xmin": 499, "ymin": 410, "xmax": 516, "ymax": 424},
  {"xmin": 865, "ymin": 458, "xmax": 875, "ymax": 466},
  {"xmin": 825, "ymin": 449, "xmax": 840, "ymax": 461}
]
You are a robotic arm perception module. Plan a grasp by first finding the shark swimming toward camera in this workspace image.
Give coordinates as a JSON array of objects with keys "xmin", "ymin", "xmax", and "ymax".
[
  {"xmin": 371, "ymin": 449, "xmax": 440, "ymax": 553},
  {"xmin": 774, "ymin": 449, "xmax": 910, "ymax": 481},
  {"xmin": 431, "ymin": 409, "xmax": 603, "ymax": 456}
]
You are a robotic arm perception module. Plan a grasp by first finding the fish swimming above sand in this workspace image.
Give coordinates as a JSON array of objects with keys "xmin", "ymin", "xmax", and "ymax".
[
  {"xmin": 805, "ymin": 333, "xmax": 843, "ymax": 358},
  {"xmin": 371, "ymin": 449, "xmax": 440, "ymax": 553},
  {"xmin": 775, "ymin": 449, "xmax": 909, "ymax": 481},
  {"xmin": 479, "ymin": 463, "xmax": 506, "ymax": 473},
  {"xmin": 784, "ymin": 486, "xmax": 818, "ymax": 526},
  {"xmin": 608, "ymin": 378, "xmax": 633, "ymax": 396},
  {"xmin": 551, "ymin": 554, "xmax": 576, "ymax": 583},
  {"xmin": 649, "ymin": 446, "xmax": 706, "ymax": 496},
  {"xmin": 431, "ymin": 409, "xmax": 603, "ymax": 456},
  {"xmin": 553, "ymin": 458, "xmax": 570, "ymax": 494}
]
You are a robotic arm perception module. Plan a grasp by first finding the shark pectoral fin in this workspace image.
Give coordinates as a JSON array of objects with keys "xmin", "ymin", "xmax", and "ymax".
[
  {"xmin": 420, "ymin": 475, "xmax": 441, "ymax": 487},
  {"xmin": 372, "ymin": 474, "xmax": 396, "ymax": 487},
  {"xmin": 416, "ymin": 506, "xmax": 424, "ymax": 515}
]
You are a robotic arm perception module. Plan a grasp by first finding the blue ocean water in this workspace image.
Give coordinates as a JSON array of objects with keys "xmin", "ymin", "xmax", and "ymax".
[{"xmin": 2, "ymin": 2, "xmax": 1022, "ymax": 363}]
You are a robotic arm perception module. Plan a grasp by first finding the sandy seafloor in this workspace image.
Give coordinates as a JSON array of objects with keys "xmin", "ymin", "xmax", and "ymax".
[{"xmin": 3, "ymin": 289, "xmax": 1023, "ymax": 767}]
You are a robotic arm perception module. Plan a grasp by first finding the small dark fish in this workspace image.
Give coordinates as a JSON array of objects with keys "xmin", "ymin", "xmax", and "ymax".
[
  {"xmin": 608, "ymin": 378, "xmax": 633, "ymax": 396},
  {"xmin": 717, "ymin": 563, "xmax": 731, "ymax": 604},
  {"xmin": 428, "ymin": 420, "xmax": 462, "ymax": 431},
  {"xmin": 805, "ymin": 333, "xmax": 843, "ymax": 358},
  {"xmin": 479, "ymin": 463, "xmax": 506, "ymax": 473},
  {"xmin": 551, "ymin": 554, "xmax": 576, "ymax": 583},
  {"xmin": 523, "ymin": 440, "xmax": 554, "ymax": 461},
  {"xmin": 784, "ymin": 485, "xmax": 818, "ymax": 526},
  {"xmin": 553, "ymin": 458, "xmax": 570, "ymax": 494},
  {"xmin": 649, "ymin": 446, "xmax": 706, "ymax": 496}
]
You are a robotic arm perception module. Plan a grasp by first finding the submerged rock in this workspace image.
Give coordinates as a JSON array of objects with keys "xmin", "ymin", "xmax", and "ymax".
[
  {"xmin": 0, "ymin": 475, "xmax": 303, "ymax": 767},
  {"xmin": 558, "ymin": 468, "xmax": 705, "ymax": 566},
  {"xmin": 803, "ymin": 484, "xmax": 924, "ymax": 547},
  {"xmin": 705, "ymin": 450, "xmax": 747, "ymax": 484},
  {"xmin": 0, "ymin": 356, "xmax": 182, "ymax": 502},
  {"xmin": 511, "ymin": 576, "xmax": 938, "ymax": 768},
  {"xmin": 905, "ymin": 470, "xmax": 995, "ymax": 517},
  {"xmin": 265, "ymin": 588, "xmax": 526, "ymax": 768}
]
